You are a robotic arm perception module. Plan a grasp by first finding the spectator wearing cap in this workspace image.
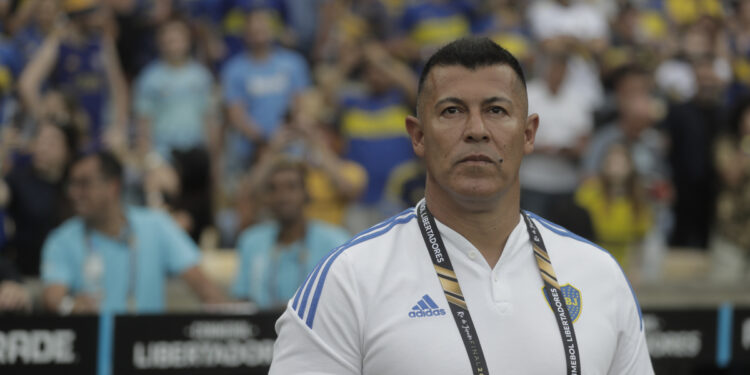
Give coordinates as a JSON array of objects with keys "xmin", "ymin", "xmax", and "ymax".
[
  {"xmin": 40, "ymin": 151, "xmax": 226, "ymax": 314},
  {"xmin": 231, "ymin": 156, "xmax": 349, "ymax": 310}
]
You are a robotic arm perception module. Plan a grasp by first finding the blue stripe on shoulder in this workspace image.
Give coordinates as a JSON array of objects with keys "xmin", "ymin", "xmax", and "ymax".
[
  {"xmin": 291, "ymin": 208, "xmax": 414, "ymax": 315},
  {"xmin": 524, "ymin": 211, "xmax": 644, "ymax": 331},
  {"xmin": 304, "ymin": 213, "xmax": 416, "ymax": 329}
]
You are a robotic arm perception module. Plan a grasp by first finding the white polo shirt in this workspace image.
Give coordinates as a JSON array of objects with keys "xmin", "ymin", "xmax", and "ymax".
[{"xmin": 270, "ymin": 202, "xmax": 653, "ymax": 374}]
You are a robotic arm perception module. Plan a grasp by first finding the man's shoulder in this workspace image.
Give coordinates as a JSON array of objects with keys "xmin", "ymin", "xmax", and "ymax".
[
  {"xmin": 221, "ymin": 54, "xmax": 251, "ymax": 75},
  {"xmin": 337, "ymin": 208, "xmax": 417, "ymax": 257},
  {"xmin": 237, "ymin": 222, "xmax": 277, "ymax": 245},
  {"xmin": 137, "ymin": 60, "xmax": 165, "ymax": 79},
  {"xmin": 285, "ymin": 209, "xmax": 417, "ymax": 329},
  {"xmin": 308, "ymin": 220, "xmax": 349, "ymax": 239},
  {"xmin": 46, "ymin": 217, "xmax": 85, "ymax": 246},
  {"xmin": 272, "ymin": 47, "xmax": 306, "ymax": 65},
  {"xmin": 128, "ymin": 206, "xmax": 164, "ymax": 221},
  {"xmin": 305, "ymin": 208, "xmax": 418, "ymax": 278},
  {"xmin": 525, "ymin": 211, "xmax": 616, "ymax": 267},
  {"xmin": 128, "ymin": 206, "xmax": 183, "ymax": 234}
]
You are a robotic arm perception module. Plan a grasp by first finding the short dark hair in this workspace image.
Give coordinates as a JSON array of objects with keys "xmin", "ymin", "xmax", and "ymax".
[
  {"xmin": 609, "ymin": 63, "xmax": 650, "ymax": 92},
  {"xmin": 264, "ymin": 156, "xmax": 307, "ymax": 191},
  {"xmin": 417, "ymin": 37, "xmax": 527, "ymax": 100},
  {"xmin": 73, "ymin": 149, "xmax": 123, "ymax": 184}
]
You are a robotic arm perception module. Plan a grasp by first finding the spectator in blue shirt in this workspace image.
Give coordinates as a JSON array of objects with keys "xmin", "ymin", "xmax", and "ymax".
[
  {"xmin": 220, "ymin": 8, "xmax": 310, "ymax": 172},
  {"xmin": 40, "ymin": 150, "xmax": 226, "ymax": 314},
  {"xmin": 134, "ymin": 17, "xmax": 217, "ymax": 161},
  {"xmin": 232, "ymin": 156, "xmax": 349, "ymax": 310}
]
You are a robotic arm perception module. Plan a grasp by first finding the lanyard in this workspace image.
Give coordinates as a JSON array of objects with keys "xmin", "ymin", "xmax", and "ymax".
[
  {"xmin": 267, "ymin": 242, "xmax": 308, "ymax": 307},
  {"xmin": 84, "ymin": 221, "xmax": 138, "ymax": 312},
  {"xmin": 416, "ymin": 202, "xmax": 581, "ymax": 375}
]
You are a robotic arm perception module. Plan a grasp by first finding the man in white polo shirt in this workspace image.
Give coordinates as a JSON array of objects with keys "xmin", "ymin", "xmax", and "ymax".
[{"xmin": 270, "ymin": 37, "xmax": 653, "ymax": 374}]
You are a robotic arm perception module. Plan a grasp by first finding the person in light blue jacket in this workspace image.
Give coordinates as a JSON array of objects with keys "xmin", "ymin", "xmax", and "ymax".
[
  {"xmin": 41, "ymin": 150, "xmax": 226, "ymax": 314},
  {"xmin": 232, "ymin": 157, "xmax": 349, "ymax": 310}
]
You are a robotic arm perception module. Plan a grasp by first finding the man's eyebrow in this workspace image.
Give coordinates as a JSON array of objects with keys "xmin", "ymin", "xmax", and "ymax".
[
  {"xmin": 434, "ymin": 97, "xmax": 466, "ymax": 109},
  {"xmin": 482, "ymin": 96, "xmax": 513, "ymax": 106},
  {"xmin": 434, "ymin": 96, "xmax": 514, "ymax": 109}
]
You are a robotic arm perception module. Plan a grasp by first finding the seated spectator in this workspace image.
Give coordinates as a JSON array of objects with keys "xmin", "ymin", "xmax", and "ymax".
[
  {"xmin": 40, "ymin": 150, "xmax": 225, "ymax": 314},
  {"xmin": 711, "ymin": 96, "xmax": 750, "ymax": 283},
  {"xmin": 232, "ymin": 157, "xmax": 349, "ymax": 310},
  {"xmin": 0, "ymin": 257, "xmax": 31, "ymax": 312},
  {"xmin": 576, "ymin": 143, "xmax": 653, "ymax": 270},
  {"xmin": 0, "ymin": 120, "xmax": 77, "ymax": 276}
]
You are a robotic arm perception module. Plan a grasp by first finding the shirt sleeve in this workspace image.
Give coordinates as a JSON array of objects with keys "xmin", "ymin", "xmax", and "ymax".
[
  {"xmin": 270, "ymin": 251, "xmax": 362, "ymax": 374},
  {"xmin": 154, "ymin": 212, "xmax": 201, "ymax": 275},
  {"xmin": 607, "ymin": 262, "xmax": 654, "ymax": 374}
]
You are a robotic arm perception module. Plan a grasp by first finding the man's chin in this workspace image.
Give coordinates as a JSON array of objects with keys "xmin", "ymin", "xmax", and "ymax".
[{"xmin": 449, "ymin": 183, "xmax": 505, "ymax": 202}]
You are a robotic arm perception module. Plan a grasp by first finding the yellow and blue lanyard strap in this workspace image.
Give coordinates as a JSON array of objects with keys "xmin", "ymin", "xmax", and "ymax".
[
  {"xmin": 416, "ymin": 202, "xmax": 581, "ymax": 375},
  {"xmin": 416, "ymin": 202, "xmax": 488, "ymax": 375},
  {"xmin": 521, "ymin": 211, "xmax": 581, "ymax": 375},
  {"xmin": 84, "ymin": 223, "xmax": 138, "ymax": 311}
]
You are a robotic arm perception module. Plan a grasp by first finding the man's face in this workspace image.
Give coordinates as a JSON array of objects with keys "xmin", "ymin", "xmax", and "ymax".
[
  {"xmin": 406, "ymin": 65, "xmax": 538, "ymax": 203},
  {"xmin": 32, "ymin": 123, "xmax": 69, "ymax": 173},
  {"xmin": 244, "ymin": 11, "xmax": 274, "ymax": 49},
  {"xmin": 267, "ymin": 168, "xmax": 306, "ymax": 222},
  {"xmin": 67, "ymin": 157, "xmax": 116, "ymax": 220},
  {"xmin": 159, "ymin": 22, "xmax": 191, "ymax": 61}
]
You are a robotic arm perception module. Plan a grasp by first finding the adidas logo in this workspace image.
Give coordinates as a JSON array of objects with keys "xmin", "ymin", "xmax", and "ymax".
[{"xmin": 408, "ymin": 294, "xmax": 447, "ymax": 318}]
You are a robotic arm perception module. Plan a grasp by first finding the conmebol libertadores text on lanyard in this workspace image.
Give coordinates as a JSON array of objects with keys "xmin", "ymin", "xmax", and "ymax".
[{"xmin": 416, "ymin": 202, "xmax": 581, "ymax": 375}]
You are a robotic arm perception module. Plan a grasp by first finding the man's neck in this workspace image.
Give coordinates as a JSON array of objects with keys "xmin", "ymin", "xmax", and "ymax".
[
  {"xmin": 164, "ymin": 56, "xmax": 188, "ymax": 67},
  {"xmin": 250, "ymin": 46, "xmax": 271, "ymax": 60},
  {"xmin": 89, "ymin": 204, "xmax": 126, "ymax": 238},
  {"xmin": 425, "ymin": 182, "xmax": 521, "ymax": 268},
  {"xmin": 278, "ymin": 218, "xmax": 306, "ymax": 246}
]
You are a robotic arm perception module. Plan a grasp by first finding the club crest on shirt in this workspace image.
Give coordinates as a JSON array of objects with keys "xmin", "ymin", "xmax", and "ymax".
[{"xmin": 542, "ymin": 284, "xmax": 582, "ymax": 323}]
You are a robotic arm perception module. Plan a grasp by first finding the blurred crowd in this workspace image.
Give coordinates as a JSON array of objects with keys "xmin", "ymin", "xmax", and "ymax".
[{"xmin": 0, "ymin": 0, "xmax": 749, "ymax": 314}]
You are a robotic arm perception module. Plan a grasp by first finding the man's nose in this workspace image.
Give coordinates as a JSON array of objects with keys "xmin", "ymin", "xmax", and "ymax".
[{"xmin": 464, "ymin": 111, "xmax": 490, "ymax": 142}]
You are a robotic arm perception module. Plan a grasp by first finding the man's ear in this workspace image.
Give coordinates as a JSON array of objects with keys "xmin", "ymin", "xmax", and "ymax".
[
  {"xmin": 405, "ymin": 115, "xmax": 425, "ymax": 158},
  {"xmin": 523, "ymin": 113, "xmax": 539, "ymax": 155}
]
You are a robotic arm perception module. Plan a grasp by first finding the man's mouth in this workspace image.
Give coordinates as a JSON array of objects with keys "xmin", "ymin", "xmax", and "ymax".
[{"xmin": 458, "ymin": 154, "xmax": 495, "ymax": 164}]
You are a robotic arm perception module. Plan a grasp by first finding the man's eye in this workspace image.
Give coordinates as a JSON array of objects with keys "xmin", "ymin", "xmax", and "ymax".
[
  {"xmin": 442, "ymin": 107, "xmax": 459, "ymax": 115},
  {"xmin": 489, "ymin": 106, "xmax": 506, "ymax": 114}
]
